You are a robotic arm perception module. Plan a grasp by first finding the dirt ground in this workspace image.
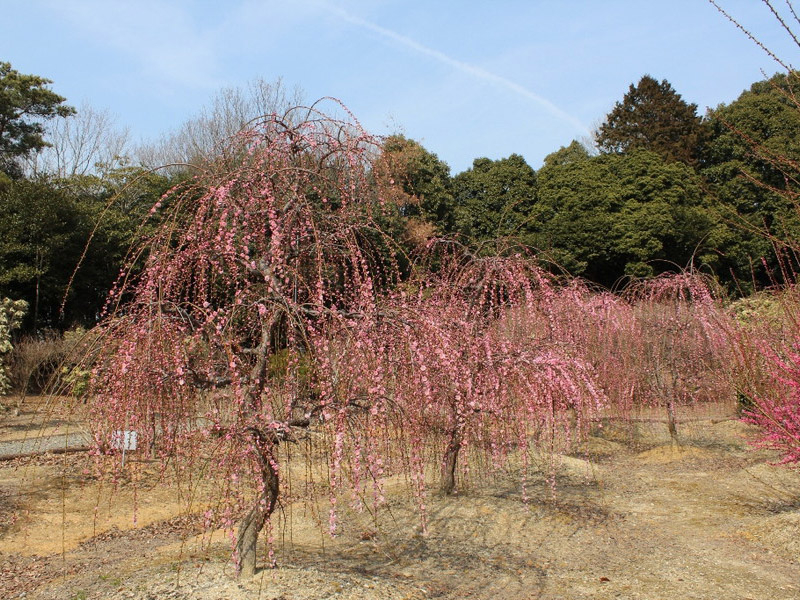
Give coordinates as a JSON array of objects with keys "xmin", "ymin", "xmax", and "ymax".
[{"xmin": 1, "ymin": 398, "xmax": 799, "ymax": 600}]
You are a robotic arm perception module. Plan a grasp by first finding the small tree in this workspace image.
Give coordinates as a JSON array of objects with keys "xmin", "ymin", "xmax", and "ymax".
[
  {"xmin": 624, "ymin": 273, "xmax": 735, "ymax": 442},
  {"xmin": 372, "ymin": 247, "xmax": 606, "ymax": 496}
]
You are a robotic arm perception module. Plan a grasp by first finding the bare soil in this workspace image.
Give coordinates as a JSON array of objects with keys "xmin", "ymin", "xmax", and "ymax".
[{"xmin": 1, "ymin": 397, "xmax": 799, "ymax": 600}]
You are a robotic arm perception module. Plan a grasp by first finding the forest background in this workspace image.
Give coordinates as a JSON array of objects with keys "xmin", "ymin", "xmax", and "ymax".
[{"xmin": 1, "ymin": 60, "xmax": 798, "ymax": 332}]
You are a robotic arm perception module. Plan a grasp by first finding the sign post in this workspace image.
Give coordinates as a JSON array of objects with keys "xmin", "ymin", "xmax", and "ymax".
[{"xmin": 111, "ymin": 430, "xmax": 138, "ymax": 467}]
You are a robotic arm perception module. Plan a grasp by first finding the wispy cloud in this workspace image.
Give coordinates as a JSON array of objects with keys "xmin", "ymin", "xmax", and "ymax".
[
  {"xmin": 45, "ymin": 0, "xmax": 223, "ymax": 92},
  {"xmin": 315, "ymin": 1, "xmax": 591, "ymax": 136}
]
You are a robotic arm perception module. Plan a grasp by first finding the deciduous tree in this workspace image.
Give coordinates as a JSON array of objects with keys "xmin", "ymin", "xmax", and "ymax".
[
  {"xmin": 136, "ymin": 77, "xmax": 303, "ymax": 171},
  {"xmin": 708, "ymin": 0, "xmax": 800, "ymax": 466},
  {"xmin": 25, "ymin": 101, "xmax": 130, "ymax": 178},
  {"xmin": 83, "ymin": 104, "xmax": 405, "ymax": 578}
]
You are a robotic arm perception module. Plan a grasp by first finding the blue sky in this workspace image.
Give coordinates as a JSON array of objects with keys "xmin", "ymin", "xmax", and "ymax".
[{"xmin": 2, "ymin": 0, "xmax": 797, "ymax": 173}]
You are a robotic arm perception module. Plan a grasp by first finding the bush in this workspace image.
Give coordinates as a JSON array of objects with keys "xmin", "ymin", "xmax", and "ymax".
[
  {"xmin": 9, "ymin": 330, "xmax": 66, "ymax": 396},
  {"xmin": 5, "ymin": 327, "xmax": 94, "ymax": 414},
  {"xmin": 0, "ymin": 298, "xmax": 26, "ymax": 396}
]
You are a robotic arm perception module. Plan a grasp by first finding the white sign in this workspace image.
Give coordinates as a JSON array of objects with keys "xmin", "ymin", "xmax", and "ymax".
[{"xmin": 111, "ymin": 430, "xmax": 138, "ymax": 451}]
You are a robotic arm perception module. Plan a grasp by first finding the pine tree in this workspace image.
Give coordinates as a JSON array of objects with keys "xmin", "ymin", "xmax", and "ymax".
[{"xmin": 0, "ymin": 61, "xmax": 74, "ymax": 177}]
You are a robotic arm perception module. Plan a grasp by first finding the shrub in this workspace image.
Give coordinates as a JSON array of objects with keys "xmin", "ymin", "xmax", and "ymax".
[{"xmin": 0, "ymin": 298, "xmax": 26, "ymax": 397}]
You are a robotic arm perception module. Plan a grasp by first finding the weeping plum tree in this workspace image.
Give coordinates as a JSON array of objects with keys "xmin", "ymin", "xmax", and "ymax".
[
  {"xmin": 82, "ymin": 103, "xmax": 406, "ymax": 577},
  {"xmin": 623, "ymin": 273, "xmax": 736, "ymax": 441},
  {"xmin": 503, "ymin": 278, "xmax": 641, "ymax": 420},
  {"xmin": 79, "ymin": 103, "xmax": 616, "ymax": 579},
  {"xmin": 371, "ymin": 247, "xmax": 606, "ymax": 496}
]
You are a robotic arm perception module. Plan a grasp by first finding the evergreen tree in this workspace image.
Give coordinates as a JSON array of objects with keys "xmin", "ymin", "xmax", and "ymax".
[
  {"xmin": 596, "ymin": 75, "xmax": 708, "ymax": 168},
  {"xmin": 703, "ymin": 71, "xmax": 800, "ymax": 287},
  {"xmin": 541, "ymin": 140, "xmax": 592, "ymax": 169},
  {"xmin": 0, "ymin": 61, "xmax": 75, "ymax": 177},
  {"xmin": 452, "ymin": 154, "xmax": 537, "ymax": 243},
  {"xmin": 535, "ymin": 148, "xmax": 722, "ymax": 286},
  {"xmin": 0, "ymin": 170, "xmax": 163, "ymax": 330}
]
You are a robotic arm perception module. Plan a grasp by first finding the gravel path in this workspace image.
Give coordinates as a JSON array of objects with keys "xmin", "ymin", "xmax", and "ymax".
[{"xmin": 0, "ymin": 431, "xmax": 89, "ymax": 459}]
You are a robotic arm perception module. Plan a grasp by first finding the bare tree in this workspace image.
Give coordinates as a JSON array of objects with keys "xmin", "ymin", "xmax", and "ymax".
[
  {"xmin": 25, "ymin": 101, "xmax": 130, "ymax": 178},
  {"xmin": 136, "ymin": 77, "xmax": 305, "ymax": 170}
]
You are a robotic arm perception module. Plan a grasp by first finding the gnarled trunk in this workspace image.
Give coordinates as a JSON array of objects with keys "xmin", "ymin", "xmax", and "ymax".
[{"xmin": 236, "ymin": 432, "xmax": 279, "ymax": 578}]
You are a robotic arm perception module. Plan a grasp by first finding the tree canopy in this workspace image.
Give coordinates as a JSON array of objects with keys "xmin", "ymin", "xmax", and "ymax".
[
  {"xmin": 452, "ymin": 154, "xmax": 537, "ymax": 243},
  {"xmin": 375, "ymin": 134, "xmax": 455, "ymax": 245},
  {"xmin": 0, "ymin": 168, "xmax": 171, "ymax": 330},
  {"xmin": 0, "ymin": 61, "xmax": 74, "ymax": 177},
  {"xmin": 3, "ymin": 65, "xmax": 800, "ymax": 335},
  {"xmin": 535, "ymin": 148, "xmax": 721, "ymax": 286},
  {"xmin": 596, "ymin": 75, "xmax": 708, "ymax": 168},
  {"xmin": 702, "ymin": 71, "xmax": 800, "ymax": 286},
  {"xmin": 704, "ymin": 72, "xmax": 800, "ymax": 218}
]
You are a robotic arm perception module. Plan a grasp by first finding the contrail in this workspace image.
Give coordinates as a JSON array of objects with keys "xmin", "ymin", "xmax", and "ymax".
[{"xmin": 316, "ymin": 2, "xmax": 591, "ymax": 137}]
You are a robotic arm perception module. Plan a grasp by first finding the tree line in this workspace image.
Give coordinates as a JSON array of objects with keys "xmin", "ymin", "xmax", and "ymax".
[
  {"xmin": 2, "ymin": 60, "xmax": 799, "ymax": 331},
  {"xmin": 384, "ymin": 72, "xmax": 800, "ymax": 291}
]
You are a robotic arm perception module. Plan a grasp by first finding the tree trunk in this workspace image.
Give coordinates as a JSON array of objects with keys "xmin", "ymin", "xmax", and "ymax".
[
  {"xmin": 441, "ymin": 421, "xmax": 463, "ymax": 495},
  {"xmin": 666, "ymin": 398, "xmax": 679, "ymax": 445},
  {"xmin": 236, "ymin": 432, "xmax": 279, "ymax": 578}
]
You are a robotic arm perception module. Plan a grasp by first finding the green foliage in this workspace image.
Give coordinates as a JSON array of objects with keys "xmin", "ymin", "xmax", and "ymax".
[
  {"xmin": 705, "ymin": 72, "xmax": 800, "ymax": 189},
  {"xmin": 267, "ymin": 348, "xmax": 313, "ymax": 389},
  {"xmin": 57, "ymin": 326, "xmax": 99, "ymax": 399},
  {"xmin": 542, "ymin": 140, "xmax": 592, "ymax": 169},
  {"xmin": 0, "ymin": 168, "xmax": 167, "ymax": 330},
  {"xmin": 703, "ymin": 72, "xmax": 800, "ymax": 286},
  {"xmin": 596, "ymin": 75, "xmax": 708, "ymax": 167},
  {"xmin": 0, "ymin": 297, "xmax": 26, "ymax": 394},
  {"xmin": 727, "ymin": 289, "xmax": 794, "ymax": 333},
  {"xmin": 62, "ymin": 364, "xmax": 90, "ymax": 399},
  {"xmin": 0, "ymin": 61, "xmax": 75, "ymax": 177},
  {"xmin": 0, "ymin": 178, "xmax": 85, "ymax": 328},
  {"xmin": 378, "ymin": 134, "xmax": 455, "ymax": 233},
  {"xmin": 535, "ymin": 149, "xmax": 721, "ymax": 286},
  {"xmin": 452, "ymin": 154, "xmax": 537, "ymax": 243}
]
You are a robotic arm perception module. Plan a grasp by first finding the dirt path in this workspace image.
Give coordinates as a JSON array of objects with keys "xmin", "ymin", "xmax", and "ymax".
[
  {"xmin": 552, "ymin": 442, "xmax": 800, "ymax": 600},
  {"xmin": 1, "ymin": 418, "xmax": 799, "ymax": 599}
]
